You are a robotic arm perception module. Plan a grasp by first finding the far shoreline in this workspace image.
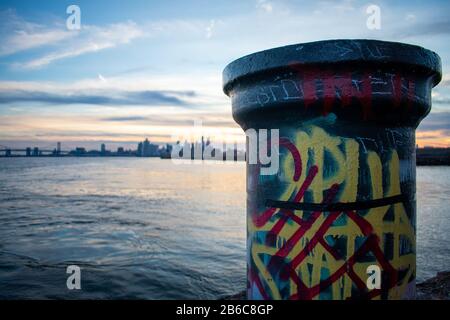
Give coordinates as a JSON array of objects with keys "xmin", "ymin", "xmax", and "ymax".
[{"xmin": 0, "ymin": 154, "xmax": 449, "ymax": 166}]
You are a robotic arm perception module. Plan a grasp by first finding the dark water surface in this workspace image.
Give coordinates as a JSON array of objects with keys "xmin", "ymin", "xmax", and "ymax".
[{"xmin": 0, "ymin": 158, "xmax": 448, "ymax": 299}]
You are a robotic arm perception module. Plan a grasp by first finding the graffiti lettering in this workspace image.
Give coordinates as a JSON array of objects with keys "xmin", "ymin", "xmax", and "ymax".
[{"xmin": 248, "ymin": 126, "xmax": 415, "ymax": 300}]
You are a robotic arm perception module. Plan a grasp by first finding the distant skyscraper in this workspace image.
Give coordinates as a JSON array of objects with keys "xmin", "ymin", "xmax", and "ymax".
[
  {"xmin": 101, "ymin": 143, "xmax": 106, "ymax": 154},
  {"xmin": 201, "ymin": 136, "xmax": 205, "ymax": 160},
  {"xmin": 143, "ymin": 139, "xmax": 150, "ymax": 156},
  {"xmin": 138, "ymin": 138, "xmax": 159, "ymax": 157},
  {"xmin": 57, "ymin": 142, "xmax": 61, "ymax": 155}
]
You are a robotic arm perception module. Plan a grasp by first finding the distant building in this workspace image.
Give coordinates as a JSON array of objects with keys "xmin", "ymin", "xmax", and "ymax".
[
  {"xmin": 101, "ymin": 143, "xmax": 106, "ymax": 154},
  {"xmin": 74, "ymin": 147, "xmax": 86, "ymax": 155},
  {"xmin": 416, "ymin": 147, "xmax": 450, "ymax": 165},
  {"xmin": 160, "ymin": 143, "xmax": 173, "ymax": 159},
  {"xmin": 201, "ymin": 136, "xmax": 205, "ymax": 160},
  {"xmin": 117, "ymin": 147, "xmax": 124, "ymax": 154},
  {"xmin": 137, "ymin": 138, "xmax": 159, "ymax": 157}
]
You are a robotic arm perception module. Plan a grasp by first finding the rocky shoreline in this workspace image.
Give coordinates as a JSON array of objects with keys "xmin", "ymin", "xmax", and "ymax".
[
  {"xmin": 223, "ymin": 271, "xmax": 450, "ymax": 300},
  {"xmin": 416, "ymin": 272, "xmax": 450, "ymax": 300}
]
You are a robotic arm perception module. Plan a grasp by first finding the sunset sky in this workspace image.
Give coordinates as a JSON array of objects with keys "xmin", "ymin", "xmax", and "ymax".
[{"xmin": 0, "ymin": 0, "xmax": 449, "ymax": 150}]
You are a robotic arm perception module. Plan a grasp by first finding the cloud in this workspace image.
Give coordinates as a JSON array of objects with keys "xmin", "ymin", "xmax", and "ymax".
[
  {"xmin": 416, "ymin": 129, "xmax": 450, "ymax": 147},
  {"xmin": 405, "ymin": 13, "xmax": 416, "ymax": 22},
  {"xmin": 440, "ymin": 74, "xmax": 450, "ymax": 87},
  {"xmin": 101, "ymin": 116, "xmax": 149, "ymax": 122},
  {"xmin": 412, "ymin": 111, "xmax": 450, "ymax": 147},
  {"xmin": 256, "ymin": 0, "xmax": 273, "ymax": 13},
  {"xmin": 31, "ymin": 131, "xmax": 168, "ymax": 139},
  {"xmin": 16, "ymin": 22, "xmax": 144, "ymax": 69},
  {"xmin": 434, "ymin": 97, "xmax": 450, "ymax": 105},
  {"xmin": 98, "ymin": 74, "xmax": 107, "ymax": 82},
  {"xmin": 0, "ymin": 9, "xmax": 74, "ymax": 56},
  {"xmin": 206, "ymin": 20, "xmax": 215, "ymax": 39},
  {"xmin": 418, "ymin": 111, "xmax": 450, "ymax": 132},
  {"xmin": 0, "ymin": 111, "xmax": 242, "ymax": 146},
  {"xmin": 0, "ymin": 9, "xmax": 145, "ymax": 68},
  {"xmin": 432, "ymin": 85, "xmax": 450, "ymax": 105},
  {"xmin": 0, "ymin": 89, "xmax": 196, "ymax": 107},
  {"xmin": 100, "ymin": 112, "xmax": 236, "ymax": 128},
  {"xmin": 0, "ymin": 71, "xmax": 226, "ymax": 110},
  {"xmin": 416, "ymin": 130, "xmax": 449, "ymax": 140}
]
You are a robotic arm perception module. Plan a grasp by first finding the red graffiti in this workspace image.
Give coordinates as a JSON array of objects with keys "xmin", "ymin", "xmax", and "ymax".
[
  {"xmin": 250, "ymin": 137, "xmax": 400, "ymax": 300},
  {"xmin": 285, "ymin": 63, "xmax": 415, "ymax": 118}
]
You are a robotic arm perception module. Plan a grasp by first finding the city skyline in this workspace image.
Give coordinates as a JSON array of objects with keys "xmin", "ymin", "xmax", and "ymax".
[
  {"xmin": 0, "ymin": 0, "xmax": 449, "ymax": 147},
  {"xmin": 0, "ymin": 136, "xmax": 248, "ymax": 158}
]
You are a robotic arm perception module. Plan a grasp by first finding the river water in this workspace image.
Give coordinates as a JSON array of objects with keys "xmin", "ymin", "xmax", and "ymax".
[{"xmin": 0, "ymin": 158, "xmax": 448, "ymax": 299}]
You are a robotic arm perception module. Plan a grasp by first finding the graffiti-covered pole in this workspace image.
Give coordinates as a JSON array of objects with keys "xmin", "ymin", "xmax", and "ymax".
[{"xmin": 223, "ymin": 40, "xmax": 441, "ymax": 300}]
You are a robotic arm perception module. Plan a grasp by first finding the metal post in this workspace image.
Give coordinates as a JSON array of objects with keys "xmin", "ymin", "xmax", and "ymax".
[{"xmin": 223, "ymin": 40, "xmax": 442, "ymax": 300}]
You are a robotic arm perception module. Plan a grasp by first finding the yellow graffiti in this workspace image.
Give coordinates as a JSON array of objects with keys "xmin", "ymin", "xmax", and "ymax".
[{"xmin": 250, "ymin": 126, "xmax": 415, "ymax": 300}]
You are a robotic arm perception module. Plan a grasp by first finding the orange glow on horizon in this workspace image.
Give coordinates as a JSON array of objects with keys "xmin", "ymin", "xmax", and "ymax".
[
  {"xmin": 416, "ymin": 130, "xmax": 450, "ymax": 148},
  {"xmin": 0, "ymin": 115, "xmax": 448, "ymax": 148}
]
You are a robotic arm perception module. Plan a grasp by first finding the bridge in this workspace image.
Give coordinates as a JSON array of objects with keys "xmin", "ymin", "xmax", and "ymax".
[{"xmin": 0, "ymin": 143, "xmax": 70, "ymax": 157}]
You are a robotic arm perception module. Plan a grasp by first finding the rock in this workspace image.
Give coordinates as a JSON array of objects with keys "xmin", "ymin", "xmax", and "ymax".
[
  {"xmin": 416, "ymin": 272, "xmax": 450, "ymax": 300},
  {"xmin": 221, "ymin": 291, "xmax": 246, "ymax": 300}
]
